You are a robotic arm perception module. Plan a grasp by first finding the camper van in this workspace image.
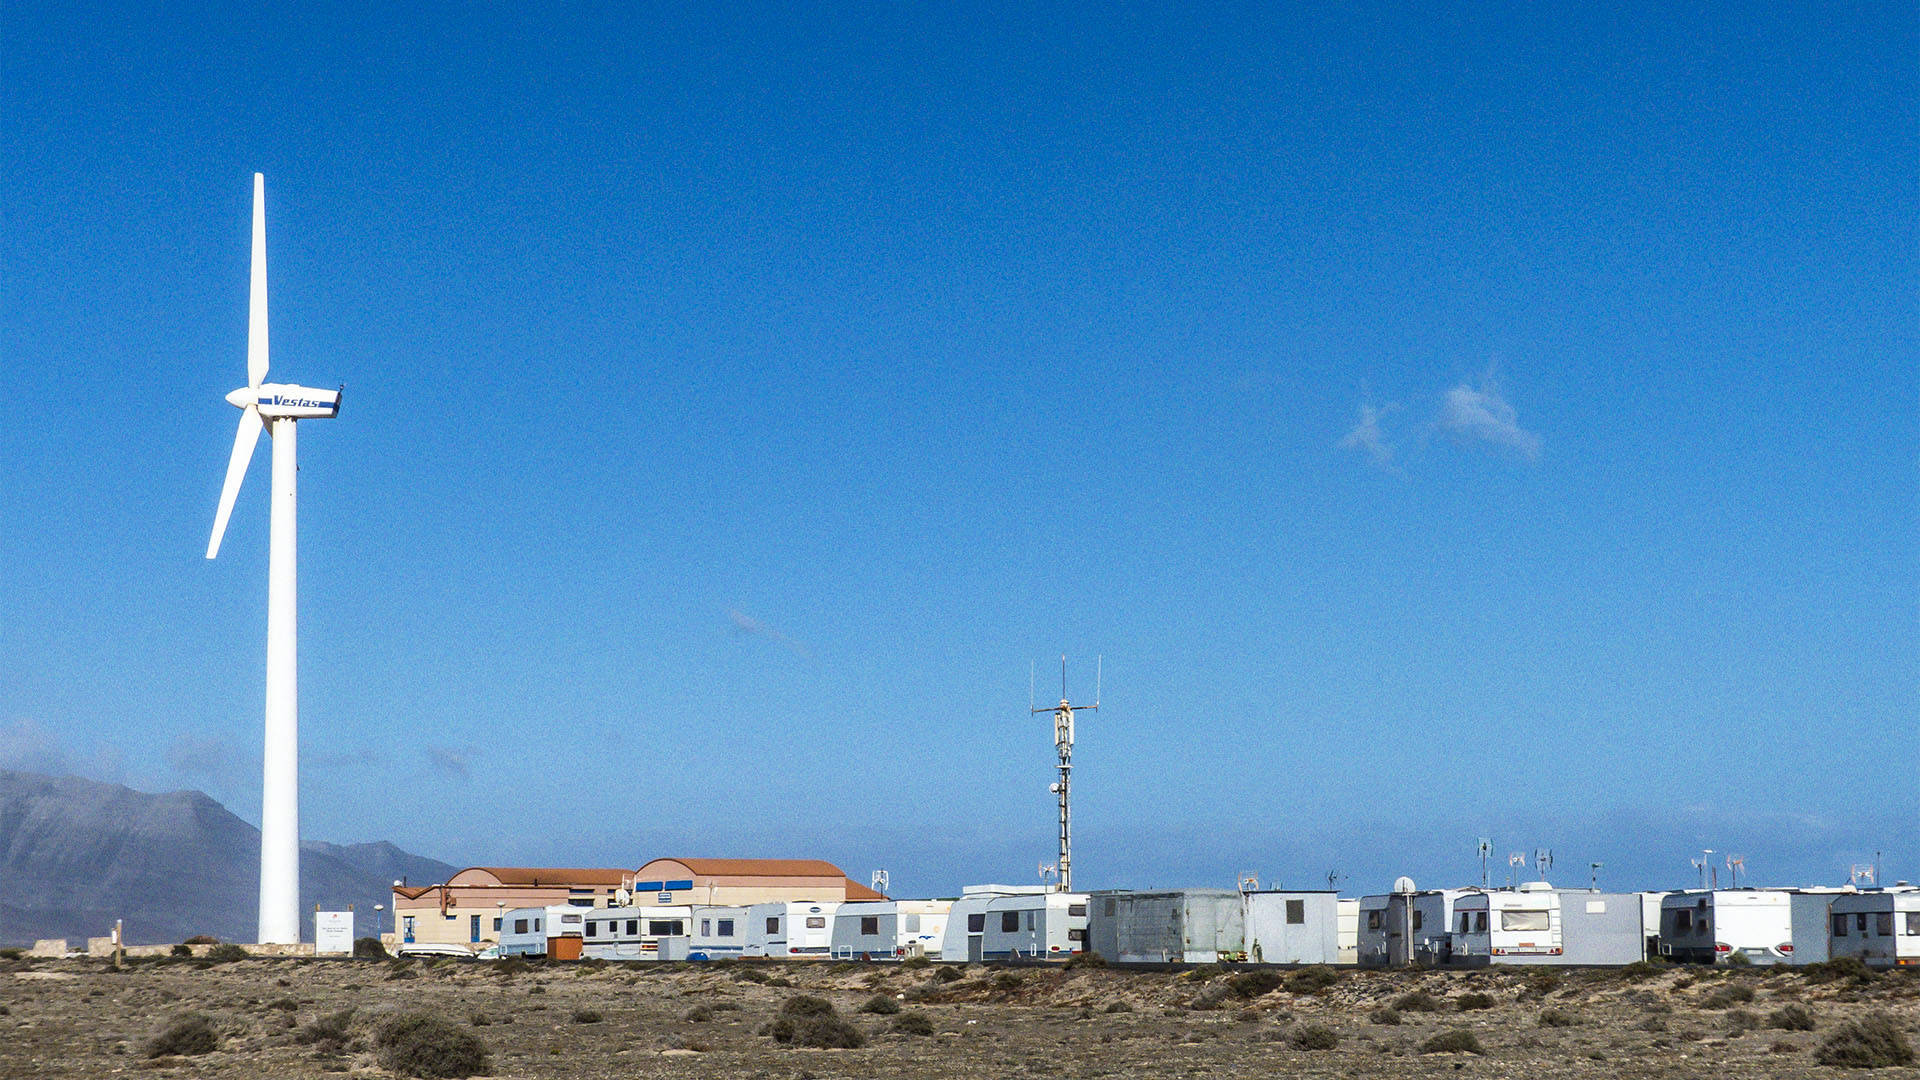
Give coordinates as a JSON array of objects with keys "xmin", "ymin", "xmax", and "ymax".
[
  {"xmin": 579, "ymin": 905, "xmax": 693, "ymax": 961},
  {"xmin": 1828, "ymin": 889, "xmax": 1920, "ymax": 969},
  {"xmin": 745, "ymin": 901, "xmax": 839, "ymax": 959},
  {"xmin": 498, "ymin": 905, "xmax": 587, "ymax": 959},
  {"xmin": 1659, "ymin": 890, "xmax": 1793, "ymax": 965},
  {"xmin": 830, "ymin": 899, "xmax": 952, "ymax": 960},
  {"xmin": 980, "ymin": 892, "xmax": 1089, "ymax": 960}
]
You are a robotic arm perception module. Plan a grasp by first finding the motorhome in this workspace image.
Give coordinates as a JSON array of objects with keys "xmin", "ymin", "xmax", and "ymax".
[
  {"xmin": 980, "ymin": 892, "xmax": 1089, "ymax": 960},
  {"xmin": 1659, "ymin": 890, "xmax": 1793, "ymax": 965},
  {"xmin": 1242, "ymin": 891, "xmax": 1341, "ymax": 965},
  {"xmin": 497, "ymin": 905, "xmax": 587, "ymax": 959},
  {"xmin": 744, "ymin": 901, "xmax": 839, "ymax": 959},
  {"xmin": 829, "ymin": 900, "xmax": 953, "ymax": 960},
  {"xmin": 1828, "ymin": 888, "xmax": 1920, "ymax": 969},
  {"xmin": 579, "ymin": 905, "xmax": 692, "ymax": 961}
]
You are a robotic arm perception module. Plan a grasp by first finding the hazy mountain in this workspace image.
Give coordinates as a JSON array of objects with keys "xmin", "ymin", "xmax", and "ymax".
[{"xmin": 0, "ymin": 770, "xmax": 456, "ymax": 946}]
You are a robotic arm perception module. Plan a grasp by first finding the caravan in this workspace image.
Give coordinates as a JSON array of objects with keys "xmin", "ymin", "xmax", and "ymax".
[
  {"xmin": 579, "ymin": 906, "xmax": 693, "ymax": 961},
  {"xmin": 980, "ymin": 892, "xmax": 1089, "ymax": 960},
  {"xmin": 1828, "ymin": 889, "xmax": 1920, "ymax": 969},
  {"xmin": 744, "ymin": 901, "xmax": 839, "ymax": 958},
  {"xmin": 1659, "ymin": 890, "xmax": 1793, "ymax": 965},
  {"xmin": 830, "ymin": 900, "xmax": 953, "ymax": 960},
  {"xmin": 498, "ymin": 905, "xmax": 587, "ymax": 959},
  {"xmin": 689, "ymin": 905, "xmax": 752, "ymax": 960}
]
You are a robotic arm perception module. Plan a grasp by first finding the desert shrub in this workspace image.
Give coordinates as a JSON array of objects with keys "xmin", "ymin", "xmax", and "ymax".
[
  {"xmin": 781, "ymin": 995, "xmax": 837, "ymax": 1017},
  {"xmin": 146, "ymin": 1013, "xmax": 220, "ymax": 1058},
  {"xmin": 1065, "ymin": 951, "xmax": 1107, "ymax": 969},
  {"xmin": 1523, "ymin": 971, "xmax": 1562, "ymax": 998},
  {"xmin": 1190, "ymin": 983, "xmax": 1235, "ymax": 1011},
  {"xmin": 1288, "ymin": 1024, "xmax": 1339, "ymax": 1051},
  {"xmin": 1370, "ymin": 1007, "xmax": 1402, "ymax": 1025},
  {"xmin": 992, "ymin": 972, "xmax": 1023, "ymax": 991},
  {"xmin": 294, "ymin": 1008, "xmax": 356, "ymax": 1049},
  {"xmin": 1621, "ymin": 959, "xmax": 1668, "ymax": 980},
  {"xmin": 1638, "ymin": 1015, "xmax": 1668, "ymax": 1032},
  {"xmin": 1770, "ymin": 1003, "xmax": 1817, "ymax": 1031},
  {"xmin": 1286, "ymin": 966, "xmax": 1340, "ymax": 994},
  {"xmin": 182, "ymin": 935, "xmax": 220, "ymax": 945},
  {"xmin": 859, "ymin": 994, "xmax": 901, "ymax": 1015},
  {"xmin": 491, "ymin": 956, "xmax": 527, "ymax": 977},
  {"xmin": 1539, "ymin": 1007, "xmax": 1579, "ymax": 1028},
  {"xmin": 1456, "ymin": 992, "xmax": 1495, "ymax": 1011},
  {"xmin": 1229, "ymin": 970, "xmax": 1284, "ymax": 998},
  {"xmin": 900, "ymin": 955, "xmax": 931, "ymax": 970},
  {"xmin": 1814, "ymin": 1013, "xmax": 1914, "ymax": 1068},
  {"xmin": 1702, "ymin": 984, "xmax": 1756, "ymax": 1009},
  {"xmin": 0, "ymin": 1005, "xmax": 9, "ymax": 1016},
  {"xmin": 265, "ymin": 996, "xmax": 298, "ymax": 1012},
  {"xmin": 769, "ymin": 1013, "xmax": 867, "ymax": 1049},
  {"xmin": 204, "ymin": 943, "xmax": 249, "ymax": 964},
  {"xmin": 684, "ymin": 1004, "xmax": 715, "ymax": 1022},
  {"xmin": 1394, "ymin": 990, "xmax": 1443, "ymax": 1012},
  {"xmin": 1770, "ymin": 1039, "xmax": 1799, "ymax": 1054},
  {"xmin": 1422, "ymin": 1028, "xmax": 1486, "ymax": 1054},
  {"xmin": 353, "ymin": 937, "xmax": 388, "ymax": 959},
  {"xmin": 169, "ymin": 944, "xmax": 192, "ymax": 958},
  {"xmin": 468, "ymin": 1012, "xmax": 490, "ymax": 1027},
  {"xmin": 1725, "ymin": 951, "xmax": 1753, "ymax": 967},
  {"xmin": 570, "ymin": 1008, "xmax": 602, "ymax": 1024},
  {"xmin": 1187, "ymin": 963, "xmax": 1225, "ymax": 981},
  {"xmin": 932, "ymin": 966, "xmax": 964, "ymax": 983},
  {"xmin": 1104, "ymin": 1001, "xmax": 1133, "ymax": 1014},
  {"xmin": 1727, "ymin": 1009, "xmax": 1760, "ymax": 1033},
  {"xmin": 1806, "ymin": 957, "xmax": 1877, "ymax": 985},
  {"xmin": 891, "ymin": 1012, "xmax": 935, "ymax": 1036},
  {"xmin": 373, "ymin": 1012, "xmax": 491, "ymax": 1078}
]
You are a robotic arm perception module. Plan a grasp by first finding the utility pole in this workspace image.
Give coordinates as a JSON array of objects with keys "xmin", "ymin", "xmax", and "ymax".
[{"xmin": 1032, "ymin": 656, "xmax": 1097, "ymax": 893}]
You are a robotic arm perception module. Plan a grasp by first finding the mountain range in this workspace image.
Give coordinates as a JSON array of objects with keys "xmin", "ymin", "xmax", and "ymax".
[{"xmin": 0, "ymin": 769, "xmax": 456, "ymax": 946}]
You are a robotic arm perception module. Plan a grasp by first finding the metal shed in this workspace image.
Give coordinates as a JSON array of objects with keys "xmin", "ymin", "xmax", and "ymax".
[
  {"xmin": 1242, "ymin": 891, "xmax": 1341, "ymax": 965},
  {"xmin": 1086, "ymin": 889, "xmax": 1245, "ymax": 964}
]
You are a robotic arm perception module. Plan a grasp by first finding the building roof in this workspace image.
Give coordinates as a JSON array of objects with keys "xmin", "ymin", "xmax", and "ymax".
[
  {"xmin": 445, "ymin": 867, "xmax": 631, "ymax": 887},
  {"xmin": 844, "ymin": 879, "xmax": 889, "ymax": 901},
  {"xmin": 636, "ymin": 857, "xmax": 850, "ymax": 879}
]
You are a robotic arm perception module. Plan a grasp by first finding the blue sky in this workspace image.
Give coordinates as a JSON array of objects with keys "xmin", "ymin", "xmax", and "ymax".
[{"xmin": 2, "ymin": 1, "xmax": 1914, "ymax": 899}]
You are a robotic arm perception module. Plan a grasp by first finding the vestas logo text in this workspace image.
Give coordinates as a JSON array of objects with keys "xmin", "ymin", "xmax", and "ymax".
[{"xmin": 259, "ymin": 395, "xmax": 333, "ymax": 409}]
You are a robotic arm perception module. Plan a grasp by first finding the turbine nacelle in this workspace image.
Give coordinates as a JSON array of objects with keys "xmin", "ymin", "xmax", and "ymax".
[{"xmin": 227, "ymin": 383, "xmax": 342, "ymax": 419}]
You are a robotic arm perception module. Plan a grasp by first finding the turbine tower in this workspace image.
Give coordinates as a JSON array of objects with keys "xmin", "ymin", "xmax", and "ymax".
[{"xmin": 206, "ymin": 173, "xmax": 341, "ymax": 945}]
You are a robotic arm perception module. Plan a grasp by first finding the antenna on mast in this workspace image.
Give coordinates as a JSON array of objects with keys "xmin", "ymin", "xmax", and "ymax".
[{"xmin": 1028, "ymin": 655, "xmax": 1099, "ymax": 893}]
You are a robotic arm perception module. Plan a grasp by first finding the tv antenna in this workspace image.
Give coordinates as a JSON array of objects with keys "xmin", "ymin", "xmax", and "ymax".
[
  {"xmin": 1030, "ymin": 655, "xmax": 1098, "ymax": 892},
  {"xmin": 1725, "ymin": 855, "xmax": 1745, "ymax": 889}
]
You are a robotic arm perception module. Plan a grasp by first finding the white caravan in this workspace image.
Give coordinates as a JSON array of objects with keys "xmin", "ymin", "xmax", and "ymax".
[
  {"xmin": 689, "ymin": 905, "xmax": 752, "ymax": 961},
  {"xmin": 1659, "ymin": 890, "xmax": 1793, "ymax": 965},
  {"xmin": 745, "ymin": 901, "xmax": 840, "ymax": 959},
  {"xmin": 1829, "ymin": 889, "xmax": 1920, "ymax": 969},
  {"xmin": 980, "ymin": 893, "xmax": 1089, "ymax": 960},
  {"xmin": 498, "ymin": 905, "xmax": 587, "ymax": 958},
  {"xmin": 941, "ymin": 885, "xmax": 1053, "ymax": 963},
  {"xmin": 830, "ymin": 900, "xmax": 952, "ymax": 960},
  {"xmin": 579, "ymin": 906, "xmax": 693, "ymax": 961},
  {"xmin": 1452, "ymin": 885, "xmax": 1563, "ymax": 960}
]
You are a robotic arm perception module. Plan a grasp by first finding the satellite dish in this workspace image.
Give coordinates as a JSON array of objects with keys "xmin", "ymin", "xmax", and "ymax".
[{"xmin": 1392, "ymin": 876, "xmax": 1417, "ymax": 894}]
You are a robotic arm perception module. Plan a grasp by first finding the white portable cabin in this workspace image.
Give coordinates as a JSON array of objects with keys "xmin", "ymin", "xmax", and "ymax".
[
  {"xmin": 941, "ymin": 885, "xmax": 1053, "ymax": 963},
  {"xmin": 1828, "ymin": 889, "xmax": 1920, "ymax": 969},
  {"xmin": 1784, "ymin": 888, "xmax": 1857, "ymax": 965},
  {"xmin": 1659, "ymin": 890, "xmax": 1793, "ymax": 965},
  {"xmin": 745, "ymin": 901, "xmax": 840, "ymax": 959},
  {"xmin": 689, "ymin": 905, "xmax": 752, "ymax": 961},
  {"xmin": 1086, "ymin": 889, "xmax": 1246, "ymax": 964},
  {"xmin": 980, "ymin": 893, "xmax": 1089, "ymax": 961},
  {"xmin": 498, "ymin": 905, "xmax": 586, "ymax": 958},
  {"xmin": 830, "ymin": 899, "xmax": 953, "ymax": 960},
  {"xmin": 579, "ymin": 905, "xmax": 693, "ymax": 961},
  {"xmin": 1242, "ymin": 891, "xmax": 1341, "ymax": 965},
  {"xmin": 1337, "ymin": 898, "xmax": 1359, "ymax": 965}
]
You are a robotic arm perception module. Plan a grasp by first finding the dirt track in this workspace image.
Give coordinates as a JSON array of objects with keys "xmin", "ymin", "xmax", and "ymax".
[{"xmin": 2, "ymin": 954, "xmax": 1915, "ymax": 1078}]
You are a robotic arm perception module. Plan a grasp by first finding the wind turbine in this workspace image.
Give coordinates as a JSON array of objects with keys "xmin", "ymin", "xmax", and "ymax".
[{"xmin": 206, "ymin": 173, "xmax": 341, "ymax": 945}]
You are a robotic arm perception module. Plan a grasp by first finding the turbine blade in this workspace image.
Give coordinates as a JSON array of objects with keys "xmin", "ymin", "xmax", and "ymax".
[
  {"xmin": 248, "ymin": 173, "xmax": 268, "ymax": 388},
  {"xmin": 207, "ymin": 406, "xmax": 263, "ymax": 559}
]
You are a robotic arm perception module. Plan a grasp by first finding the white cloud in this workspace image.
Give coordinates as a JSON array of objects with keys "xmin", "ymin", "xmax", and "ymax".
[
  {"xmin": 1339, "ymin": 403, "xmax": 1400, "ymax": 468},
  {"xmin": 1439, "ymin": 380, "xmax": 1540, "ymax": 460}
]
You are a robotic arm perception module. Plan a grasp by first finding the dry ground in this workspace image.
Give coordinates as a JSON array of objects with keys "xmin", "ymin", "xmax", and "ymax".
[{"xmin": 2, "ymin": 953, "xmax": 1916, "ymax": 1078}]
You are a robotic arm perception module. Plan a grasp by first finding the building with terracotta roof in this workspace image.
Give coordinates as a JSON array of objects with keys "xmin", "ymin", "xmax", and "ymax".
[{"xmin": 388, "ymin": 859, "xmax": 884, "ymax": 953}]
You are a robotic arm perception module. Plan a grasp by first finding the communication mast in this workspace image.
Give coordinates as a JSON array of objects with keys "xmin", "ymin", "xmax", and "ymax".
[{"xmin": 1030, "ymin": 655, "xmax": 1098, "ymax": 893}]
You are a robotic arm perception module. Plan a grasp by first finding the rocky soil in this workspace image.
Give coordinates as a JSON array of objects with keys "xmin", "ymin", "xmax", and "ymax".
[{"xmin": 2, "ymin": 953, "xmax": 1915, "ymax": 1078}]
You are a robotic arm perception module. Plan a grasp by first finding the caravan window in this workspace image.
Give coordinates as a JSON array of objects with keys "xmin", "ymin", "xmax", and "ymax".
[
  {"xmin": 625, "ymin": 920, "xmax": 637, "ymax": 936},
  {"xmin": 718, "ymin": 919, "xmax": 735, "ymax": 937},
  {"xmin": 1459, "ymin": 913, "xmax": 1471, "ymax": 933},
  {"xmin": 585, "ymin": 922, "xmax": 598, "ymax": 938},
  {"xmin": 767, "ymin": 917, "xmax": 781, "ymax": 934},
  {"xmin": 1001, "ymin": 912, "xmax": 1020, "ymax": 933},
  {"xmin": 1068, "ymin": 928, "xmax": 1086, "ymax": 942},
  {"xmin": 968, "ymin": 913, "xmax": 985, "ymax": 933},
  {"xmin": 649, "ymin": 921, "xmax": 683, "ymax": 936},
  {"xmin": 1068, "ymin": 903, "xmax": 1087, "ymax": 917},
  {"xmin": 514, "ymin": 919, "xmax": 529, "ymax": 935},
  {"xmin": 1834, "ymin": 914, "xmax": 1849, "ymax": 937},
  {"xmin": 534, "ymin": 918, "xmax": 542, "ymax": 932},
  {"xmin": 1501, "ymin": 910, "xmax": 1550, "ymax": 932},
  {"xmin": 805, "ymin": 916, "xmax": 826, "ymax": 929},
  {"xmin": 860, "ymin": 917, "xmax": 879, "ymax": 936},
  {"xmin": 1104, "ymin": 899, "xmax": 1116, "ymax": 917},
  {"xmin": 1366, "ymin": 911, "xmax": 1382, "ymax": 931},
  {"xmin": 1875, "ymin": 914, "xmax": 1895, "ymax": 937},
  {"xmin": 1411, "ymin": 910, "xmax": 1423, "ymax": 931},
  {"xmin": 1857, "ymin": 914, "xmax": 1869, "ymax": 933},
  {"xmin": 1474, "ymin": 912, "xmax": 1487, "ymax": 932},
  {"xmin": 1025, "ymin": 910, "xmax": 1036, "ymax": 931},
  {"xmin": 1675, "ymin": 910, "xmax": 1692, "ymax": 932},
  {"xmin": 1906, "ymin": 913, "xmax": 1920, "ymax": 936},
  {"xmin": 561, "ymin": 914, "xmax": 581, "ymax": 925},
  {"xmin": 1286, "ymin": 900, "xmax": 1305, "ymax": 925},
  {"xmin": 701, "ymin": 920, "xmax": 711, "ymax": 936}
]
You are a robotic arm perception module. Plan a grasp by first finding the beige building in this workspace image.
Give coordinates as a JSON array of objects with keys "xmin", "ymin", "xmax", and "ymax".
[
  {"xmin": 391, "ymin": 866, "xmax": 629, "ymax": 950},
  {"xmin": 390, "ymin": 859, "xmax": 884, "ymax": 952}
]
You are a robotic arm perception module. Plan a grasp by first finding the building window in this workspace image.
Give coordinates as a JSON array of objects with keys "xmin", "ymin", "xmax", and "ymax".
[
  {"xmin": 718, "ymin": 919, "xmax": 734, "ymax": 937},
  {"xmin": 767, "ymin": 917, "xmax": 781, "ymax": 934},
  {"xmin": 1286, "ymin": 900, "xmax": 1305, "ymax": 925},
  {"xmin": 492, "ymin": 918, "xmax": 502, "ymax": 932},
  {"xmin": 805, "ymin": 916, "xmax": 826, "ymax": 929},
  {"xmin": 567, "ymin": 899, "xmax": 594, "ymax": 907},
  {"xmin": 514, "ymin": 919, "xmax": 529, "ymax": 935},
  {"xmin": 968, "ymin": 913, "xmax": 985, "ymax": 933},
  {"xmin": 403, "ymin": 916, "xmax": 415, "ymax": 942},
  {"xmin": 1001, "ymin": 911, "xmax": 1020, "ymax": 933},
  {"xmin": 860, "ymin": 917, "xmax": 879, "ymax": 936},
  {"xmin": 1875, "ymin": 914, "xmax": 1895, "ymax": 937},
  {"xmin": 1104, "ymin": 899, "xmax": 1116, "ymax": 917},
  {"xmin": 1068, "ymin": 904, "xmax": 1087, "ymax": 917},
  {"xmin": 1834, "ymin": 914, "xmax": 1849, "ymax": 937}
]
